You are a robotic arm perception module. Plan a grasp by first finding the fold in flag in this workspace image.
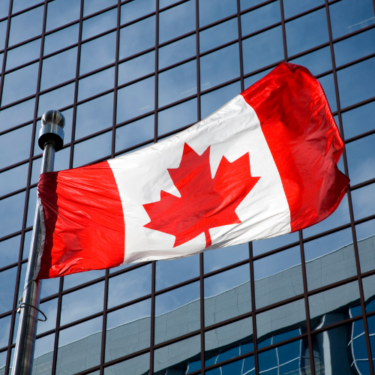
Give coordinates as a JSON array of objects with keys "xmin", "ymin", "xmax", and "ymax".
[{"xmin": 37, "ymin": 63, "xmax": 350, "ymax": 279}]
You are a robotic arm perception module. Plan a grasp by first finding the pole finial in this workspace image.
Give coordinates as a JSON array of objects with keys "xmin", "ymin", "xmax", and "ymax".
[{"xmin": 38, "ymin": 110, "xmax": 65, "ymax": 151}]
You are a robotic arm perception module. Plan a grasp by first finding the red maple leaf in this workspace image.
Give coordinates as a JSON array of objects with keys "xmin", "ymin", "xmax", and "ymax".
[{"xmin": 143, "ymin": 143, "xmax": 260, "ymax": 248}]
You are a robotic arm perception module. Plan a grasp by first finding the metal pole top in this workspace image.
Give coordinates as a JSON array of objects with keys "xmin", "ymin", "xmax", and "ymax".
[{"xmin": 38, "ymin": 110, "xmax": 65, "ymax": 151}]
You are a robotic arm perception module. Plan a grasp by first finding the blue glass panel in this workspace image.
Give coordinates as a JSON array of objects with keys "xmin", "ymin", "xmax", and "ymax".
[
  {"xmin": 199, "ymin": 0, "xmax": 237, "ymax": 27},
  {"xmin": 46, "ymin": 0, "xmax": 80, "ymax": 32},
  {"xmin": 75, "ymin": 93, "xmax": 114, "ymax": 139},
  {"xmin": 8, "ymin": 6, "xmax": 43, "ymax": 46},
  {"xmin": 346, "ymin": 134, "xmax": 375, "ymax": 185},
  {"xmin": 205, "ymin": 264, "xmax": 251, "ymax": 326},
  {"xmin": 200, "ymin": 43, "xmax": 240, "ymax": 90},
  {"xmin": 356, "ymin": 219, "xmax": 375, "ymax": 274},
  {"xmin": 244, "ymin": 68, "xmax": 273, "ymax": 88},
  {"xmin": 26, "ymin": 187, "xmax": 37, "ymax": 227},
  {"xmin": 160, "ymin": 0, "xmax": 180, "ymax": 7},
  {"xmin": 104, "ymin": 353, "xmax": 150, "ymax": 375},
  {"xmin": 40, "ymin": 277, "xmax": 60, "ymax": 299},
  {"xmin": 353, "ymin": 183, "xmax": 375, "ymax": 220},
  {"xmin": 363, "ymin": 274, "xmax": 375, "ymax": 312},
  {"xmin": 329, "ymin": 0, "xmax": 375, "ymax": 39},
  {"xmin": 159, "ymin": 35, "xmax": 195, "ymax": 69},
  {"xmin": 63, "ymin": 270, "xmax": 105, "ymax": 290},
  {"xmin": 83, "ymin": 0, "xmax": 117, "ymax": 17},
  {"xmin": 253, "ymin": 232, "xmax": 299, "ymax": 256},
  {"xmin": 119, "ymin": 16, "xmax": 155, "ymax": 59},
  {"xmin": 285, "ymin": 9, "xmax": 329, "ymax": 57},
  {"xmin": 121, "ymin": 0, "xmax": 156, "ymax": 24},
  {"xmin": 6, "ymin": 39, "xmax": 41, "ymax": 71},
  {"xmin": 242, "ymin": 26, "xmax": 284, "ymax": 73},
  {"xmin": 82, "ymin": 9, "xmax": 117, "ymax": 40},
  {"xmin": 57, "ymin": 317, "xmax": 102, "ymax": 374},
  {"xmin": 254, "ymin": 246, "xmax": 303, "ymax": 308},
  {"xmin": 334, "ymin": 29, "xmax": 375, "ymax": 67},
  {"xmin": 80, "ymin": 32, "xmax": 116, "ymax": 75},
  {"xmin": 289, "ymin": 46, "xmax": 332, "ymax": 76},
  {"xmin": 158, "ymin": 60, "xmax": 196, "ymax": 107},
  {"xmin": 107, "ymin": 264, "xmax": 152, "ymax": 308},
  {"xmin": 241, "ymin": 1, "xmax": 280, "ymax": 36},
  {"xmin": 12, "ymin": 0, "xmax": 42, "ymax": 13},
  {"xmin": 156, "ymin": 255, "xmax": 199, "ymax": 291},
  {"xmin": 204, "ymin": 244, "xmax": 248, "ymax": 273},
  {"xmin": 37, "ymin": 299, "xmax": 58, "ymax": 335},
  {"xmin": 200, "ymin": 81, "xmax": 240, "ymax": 119},
  {"xmin": 240, "ymin": 0, "xmax": 268, "ymax": 11},
  {"xmin": 283, "ymin": 0, "xmax": 324, "ymax": 18},
  {"xmin": 200, "ymin": 19, "xmax": 237, "ymax": 53},
  {"xmin": 158, "ymin": 98, "xmax": 197, "ymax": 135},
  {"xmin": 30, "ymin": 157, "xmax": 42, "ymax": 185},
  {"xmin": 0, "ymin": 124, "xmax": 32, "ymax": 169},
  {"xmin": 117, "ymin": 76, "xmax": 155, "ymax": 123},
  {"xmin": 22, "ymin": 230, "xmax": 32, "ymax": 260},
  {"xmin": 0, "ymin": 315, "xmax": 11, "ymax": 349},
  {"xmin": 337, "ymin": 57, "xmax": 375, "ymax": 109},
  {"xmin": 0, "ymin": 0, "xmax": 9, "ymax": 19},
  {"xmin": 0, "ymin": 163, "xmax": 28, "ymax": 197},
  {"xmin": 154, "ymin": 335, "xmax": 201, "ymax": 374},
  {"xmin": 0, "ymin": 98, "xmax": 35, "ymax": 132},
  {"xmin": 159, "ymin": 0, "xmax": 195, "ymax": 44},
  {"xmin": 60, "ymin": 281, "xmax": 104, "ymax": 325},
  {"xmin": 33, "ymin": 334, "xmax": 54, "ymax": 375},
  {"xmin": 38, "ymin": 83, "xmax": 75, "ymax": 117},
  {"xmin": 2, "ymin": 62, "xmax": 38, "ymax": 106},
  {"xmin": 0, "ymin": 20, "xmax": 6, "ymax": 50},
  {"xmin": 41, "ymin": 47, "xmax": 77, "ymax": 90},
  {"xmin": 0, "ymin": 235, "xmax": 20, "ymax": 268},
  {"xmin": 106, "ymin": 299, "xmax": 151, "ymax": 361},
  {"xmin": 116, "ymin": 115, "xmax": 154, "ymax": 151},
  {"xmin": 73, "ymin": 131, "xmax": 112, "ymax": 168},
  {"xmin": 118, "ymin": 51, "xmax": 155, "ymax": 85},
  {"xmin": 155, "ymin": 281, "xmax": 200, "ymax": 344},
  {"xmin": 78, "ymin": 67, "xmax": 114, "ymax": 101},
  {"xmin": 44, "ymin": 24, "xmax": 79, "ymax": 56},
  {"xmin": 318, "ymin": 73, "xmax": 337, "ymax": 112},
  {"xmin": 0, "ymin": 267, "xmax": 17, "ymax": 314}
]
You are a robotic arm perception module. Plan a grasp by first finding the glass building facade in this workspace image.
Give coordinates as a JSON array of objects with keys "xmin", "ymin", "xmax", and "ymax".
[{"xmin": 0, "ymin": 0, "xmax": 375, "ymax": 374}]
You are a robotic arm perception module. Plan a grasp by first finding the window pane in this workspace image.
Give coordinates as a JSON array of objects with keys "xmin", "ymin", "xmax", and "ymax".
[
  {"xmin": 0, "ymin": 267, "xmax": 17, "ymax": 314},
  {"xmin": 156, "ymin": 254, "xmax": 199, "ymax": 291},
  {"xmin": 6, "ymin": 39, "xmax": 41, "ymax": 71},
  {"xmin": 329, "ymin": 0, "xmax": 375, "ymax": 39},
  {"xmin": 121, "ymin": 0, "xmax": 156, "ymax": 24},
  {"xmin": 32, "ymin": 334, "xmax": 55, "ymax": 375},
  {"xmin": 40, "ymin": 277, "xmax": 60, "ymax": 300},
  {"xmin": 78, "ymin": 67, "xmax": 114, "ymax": 102},
  {"xmin": 200, "ymin": 43, "xmax": 240, "ymax": 90},
  {"xmin": 304, "ymin": 228, "xmax": 356, "ymax": 290},
  {"xmin": 206, "ymin": 355, "xmax": 255, "ymax": 375},
  {"xmin": 159, "ymin": 0, "xmax": 195, "ymax": 44},
  {"xmin": 318, "ymin": 73, "xmax": 337, "ymax": 112},
  {"xmin": 0, "ymin": 235, "xmax": 20, "ymax": 268},
  {"xmin": 199, "ymin": 0, "xmax": 237, "ymax": 27},
  {"xmin": 82, "ymin": 9, "xmax": 117, "ymax": 41},
  {"xmin": 117, "ymin": 76, "xmax": 155, "ymax": 123},
  {"xmin": 0, "ymin": 0, "xmax": 9, "ymax": 19},
  {"xmin": 205, "ymin": 264, "xmax": 251, "ymax": 326},
  {"xmin": 159, "ymin": 60, "xmax": 197, "ymax": 107},
  {"xmin": 284, "ymin": 0, "xmax": 325, "ymax": 18},
  {"xmin": 26, "ymin": 187, "xmax": 37, "ymax": 227},
  {"xmin": 46, "ymin": 0, "xmax": 80, "ymax": 32},
  {"xmin": 0, "ymin": 98, "xmax": 35, "ymax": 132},
  {"xmin": 337, "ymin": 57, "xmax": 375, "ymax": 109},
  {"xmin": 83, "ymin": 0, "xmax": 117, "ymax": 17},
  {"xmin": 75, "ymin": 93, "xmax": 114, "ymax": 139},
  {"xmin": 41, "ymin": 47, "xmax": 77, "ymax": 90},
  {"xmin": 253, "ymin": 232, "xmax": 299, "ymax": 256},
  {"xmin": 80, "ymin": 32, "xmax": 116, "ymax": 75},
  {"xmin": 63, "ymin": 270, "xmax": 105, "ymax": 290},
  {"xmin": 22, "ymin": 230, "xmax": 32, "ymax": 260},
  {"xmin": 254, "ymin": 246, "xmax": 303, "ymax": 308},
  {"xmin": 242, "ymin": 26, "xmax": 284, "ymax": 74},
  {"xmin": 115, "ymin": 115, "xmax": 154, "ymax": 152},
  {"xmin": 118, "ymin": 51, "xmax": 155, "ymax": 85},
  {"xmin": 8, "ymin": 6, "xmax": 43, "ymax": 46},
  {"xmin": 38, "ymin": 83, "xmax": 75, "ymax": 117},
  {"xmin": 57, "ymin": 317, "xmax": 102, "ymax": 375},
  {"xmin": 106, "ymin": 299, "xmax": 150, "ymax": 361},
  {"xmin": 105, "ymin": 354, "xmax": 150, "ymax": 375},
  {"xmin": 363, "ymin": 274, "xmax": 375, "ymax": 312},
  {"xmin": 119, "ymin": 16, "xmax": 155, "ymax": 59},
  {"xmin": 154, "ymin": 335, "xmax": 201, "ymax": 375},
  {"xmin": 73, "ymin": 131, "xmax": 112, "ymax": 168},
  {"xmin": 2, "ymin": 63, "xmax": 38, "ymax": 106},
  {"xmin": 289, "ymin": 46, "xmax": 332, "ymax": 76},
  {"xmin": 353, "ymin": 183, "xmax": 375, "ymax": 220},
  {"xmin": 0, "ymin": 315, "xmax": 11, "ymax": 349},
  {"xmin": 0, "ymin": 163, "xmax": 28, "ymax": 197},
  {"xmin": 159, "ymin": 35, "xmax": 195, "ymax": 69},
  {"xmin": 0, "ymin": 191, "xmax": 25, "ymax": 238},
  {"xmin": 205, "ymin": 317, "xmax": 253, "ymax": 367},
  {"xmin": 0, "ymin": 20, "xmax": 6, "ymax": 50},
  {"xmin": 241, "ymin": 1, "xmax": 280, "ymax": 36},
  {"xmin": 108, "ymin": 264, "xmax": 152, "ymax": 308},
  {"xmin": 158, "ymin": 98, "xmax": 197, "ymax": 135},
  {"xmin": 37, "ymin": 298, "xmax": 58, "ymax": 335},
  {"xmin": 44, "ymin": 24, "xmax": 79, "ymax": 56},
  {"xmin": 200, "ymin": 19, "xmax": 237, "ymax": 53},
  {"xmin": 204, "ymin": 243, "xmax": 249, "ymax": 273},
  {"xmin": 155, "ymin": 281, "xmax": 200, "ymax": 344},
  {"xmin": 342, "ymin": 101, "xmax": 375, "ymax": 139},
  {"xmin": 286, "ymin": 9, "xmax": 328, "ymax": 57},
  {"xmin": 201, "ymin": 81, "xmax": 240, "ymax": 119},
  {"xmin": 356, "ymin": 219, "xmax": 375, "ymax": 274}
]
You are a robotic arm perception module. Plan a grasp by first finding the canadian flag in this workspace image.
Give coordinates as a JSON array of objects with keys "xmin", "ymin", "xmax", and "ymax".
[{"xmin": 37, "ymin": 63, "xmax": 349, "ymax": 279}]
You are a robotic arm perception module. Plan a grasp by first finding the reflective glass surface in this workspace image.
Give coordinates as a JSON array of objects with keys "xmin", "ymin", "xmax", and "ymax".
[
  {"xmin": 78, "ymin": 67, "xmax": 114, "ymax": 101},
  {"xmin": 253, "ymin": 232, "xmax": 298, "ymax": 256},
  {"xmin": 104, "ymin": 352, "xmax": 150, "ymax": 375},
  {"xmin": 352, "ymin": 183, "xmax": 375, "ymax": 220},
  {"xmin": 283, "ymin": 0, "xmax": 324, "ymax": 18},
  {"xmin": 342, "ymin": 101, "xmax": 375, "ymax": 139},
  {"xmin": 6, "ymin": 39, "xmax": 41, "ymax": 71},
  {"xmin": 289, "ymin": 46, "xmax": 331, "ymax": 76},
  {"xmin": 0, "ymin": 191, "xmax": 25, "ymax": 238},
  {"xmin": 46, "ymin": 0, "xmax": 80, "ymax": 32},
  {"xmin": 118, "ymin": 51, "xmax": 155, "ymax": 85},
  {"xmin": 84, "ymin": 0, "xmax": 117, "ymax": 16},
  {"xmin": 37, "ymin": 298, "xmax": 58, "ymax": 335},
  {"xmin": 33, "ymin": 334, "xmax": 55, "ymax": 375},
  {"xmin": 0, "ymin": 163, "xmax": 28, "ymax": 197},
  {"xmin": 159, "ymin": 35, "xmax": 195, "ymax": 69},
  {"xmin": 199, "ymin": 0, "xmax": 237, "ymax": 27},
  {"xmin": 82, "ymin": 8, "xmax": 117, "ymax": 40},
  {"xmin": 121, "ymin": 0, "xmax": 155, "ymax": 24},
  {"xmin": 356, "ymin": 219, "xmax": 375, "ymax": 274},
  {"xmin": 362, "ymin": 274, "xmax": 375, "ymax": 312},
  {"xmin": 0, "ymin": 98, "xmax": 35, "ymax": 132},
  {"xmin": 0, "ymin": 235, "xmax": 20, "ymax": 268},
  {"xmin": 44, "ymin": 24, "xmax": 79, "ymax": 56},
  {"xmin": 200, "ymin": 19, "xmax": 237, "ymax": 54},
  {"xmin": 0, "ymin": 266, "xmax": 17, "ymax": 314},
  {"xmin": 37, "ymin": 83, "xmax": 75, "ymax": 117}
]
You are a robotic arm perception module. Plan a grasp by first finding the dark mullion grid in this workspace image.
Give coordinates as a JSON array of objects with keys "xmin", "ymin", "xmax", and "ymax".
[
  {"xmin": 149, "ymin": 262, "xmax": 156, "ymax": 374},
  {"xmin": 279, "ymin": 0, "xmax": 288, "ymax": 62},
  {"xmin": 236, "ymin": 0, "xmax": 245, "ymax": 92}
]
